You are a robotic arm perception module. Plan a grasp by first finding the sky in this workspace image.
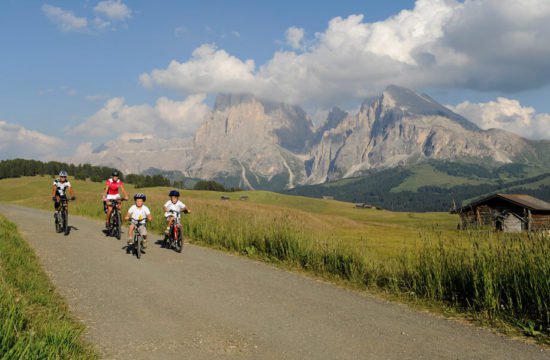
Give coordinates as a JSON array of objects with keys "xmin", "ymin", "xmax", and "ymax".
[{"xmin": 2, "ymin": 0, "xmax": 550, "ymax": 161}]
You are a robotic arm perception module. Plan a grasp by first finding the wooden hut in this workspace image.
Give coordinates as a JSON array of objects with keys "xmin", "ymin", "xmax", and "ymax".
[{"xmin": 452, "ymin": 194, "xmax": 550, "ymax": 232}]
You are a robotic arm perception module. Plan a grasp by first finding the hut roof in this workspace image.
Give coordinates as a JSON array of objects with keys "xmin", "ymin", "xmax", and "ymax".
[{"xmin": 454, "ymin": 193, "xmax": 550, "ymax": 213}]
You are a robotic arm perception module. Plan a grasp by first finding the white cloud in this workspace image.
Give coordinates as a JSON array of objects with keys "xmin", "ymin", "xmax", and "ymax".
[
  {"xmin": 93, "ymin": 17, "xmax": 111, "ymax": 30},
  {"xmin": 74, "ymin": 142, "xmax": 94, "ymax": 158},
  {"xmin": 449, "ymin": 98, "xmax": 550, "ymax": 140},
  {"xmin": 0, "ymin": 120, "xmax": 61, "ymax": 160},
  {"xmin": 68, "ymin": 94, "xmax": 211, "ymax": 139},
  {"xmin": 140, "ymin": 44, "xmax": 258, "ymax": 95},
  {"xmin": 285, "ymin": 27, "xmax": 304, "ymax": 49},
  {"xmin": 94, "ymin": 0, "xmax": 132, "ymax": 21},
  {"xmin": 42, "ymin": 4, "xmax": 88, "ymax": 32},
  {"xmin": 141, "ymin": 0, "xmax": 550, "ymax": 106}
]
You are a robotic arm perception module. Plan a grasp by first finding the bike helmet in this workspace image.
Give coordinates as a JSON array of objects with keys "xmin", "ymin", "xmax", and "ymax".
[
  {"xmin": 59, "ymin": 170, "xmax": 68, "ymax": 177},
  {"xmin": 112, "ymin": 170, "xmax": 120, "ymax": 177},
  {"xmin": 169, "ymin": 190, "xmax": 180, "ymax": 197},
  {"xmin": 134, "ymin": 193, "xmax": 146, "ymax": 201}
]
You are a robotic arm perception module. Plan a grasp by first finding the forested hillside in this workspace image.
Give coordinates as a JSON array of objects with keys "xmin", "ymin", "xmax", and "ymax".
[
  {"xmin": 286, "ymin": 161, "xmax": 550, "ymax": 212},
  {"xmin": 0, "ymin": 159, "xmax": 180, "ymax": 188}
]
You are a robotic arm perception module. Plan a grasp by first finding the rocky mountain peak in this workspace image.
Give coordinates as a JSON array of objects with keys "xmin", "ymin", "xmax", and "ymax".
[
  {"xmin": 360, "ymin": 85, "xmax": 480, "ymax": 132},
  {"xmin": 213, "ymin": 93, "xmax": 257, "ymax": 112}
]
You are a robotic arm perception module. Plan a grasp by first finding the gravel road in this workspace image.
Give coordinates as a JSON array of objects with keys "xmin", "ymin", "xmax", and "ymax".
[{"xmin": 0, "ymin": 204, "xmax": 547, "ymax": 360}]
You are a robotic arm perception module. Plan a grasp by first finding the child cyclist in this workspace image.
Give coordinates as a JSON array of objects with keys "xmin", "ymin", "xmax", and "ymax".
[
  {"xmin": 125, "ymin": 193, "xmax": 152, "ymax": 248},
  {"xmin": 164, "ymin": 190, "xmax": 190, "ymax": 237}
]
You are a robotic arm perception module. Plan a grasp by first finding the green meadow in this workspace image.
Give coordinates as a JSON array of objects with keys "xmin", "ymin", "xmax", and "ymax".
[{"xmin": 1, "ymin": 176, "xmax": 548, "ymax": 343}]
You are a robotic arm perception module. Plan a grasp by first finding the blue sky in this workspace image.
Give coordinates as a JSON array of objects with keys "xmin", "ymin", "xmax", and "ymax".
[{"xmin": 2, "ymin": 0, "xmax": 550, "ymax": 160}]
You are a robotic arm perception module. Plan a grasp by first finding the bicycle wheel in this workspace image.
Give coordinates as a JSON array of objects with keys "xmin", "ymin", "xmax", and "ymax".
[
  {"xmin": 63, "ymin": 210, "xmax": 69, "ymax": 235},
  {"xmin": 175, "ymin": 226, "xmax": 183, "ymax": 253},
  {"xmin": 54, "ymin": 212, "xmax": 61, "ymax": 233},
  {"xmin": 135, "ymin": 234, "xmax": 142, "ymax": 259},
  {"xmin": 115, "ymin": 213, "xmax": 122, "ymax": 240}
]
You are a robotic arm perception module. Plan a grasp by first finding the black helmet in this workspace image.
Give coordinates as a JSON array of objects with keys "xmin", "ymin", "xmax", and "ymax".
[
  {"xmin": 169, "ymin": 190, "xmax": 180, "ymax": 197},
  {"xmin": 134, "ymin": 193, "xmax": 146, "ymax": 201},
  {"xmin": 112, "ymin": 170, "xmax": 120, "ymax": 177}
]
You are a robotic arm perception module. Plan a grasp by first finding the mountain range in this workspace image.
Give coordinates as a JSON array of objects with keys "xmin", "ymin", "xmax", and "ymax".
[{"xmin": 71, "ymin": 85, "xmax": 550, "ymax": 198}]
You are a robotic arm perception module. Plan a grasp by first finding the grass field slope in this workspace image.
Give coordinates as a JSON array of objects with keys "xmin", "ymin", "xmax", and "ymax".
[
  {"xmin": 0, "ymin": 215, "xmax": 98, "ymax": 358},
  {"xmin": 1, "ymin": 176, "xmax": 549, "ymax": 344},
  {"xmin": 288, "ymin": 161, "xmax": 550, "ymax": 212}
]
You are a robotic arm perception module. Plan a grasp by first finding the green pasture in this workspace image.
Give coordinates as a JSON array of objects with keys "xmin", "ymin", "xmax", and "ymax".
[
  {"xmin": 0, "ymin": 176, "xmax": 457, "ymax": 258},
  {"xmin": 1, "ymin": 176, "xmax": 548, "ymax": 343}
]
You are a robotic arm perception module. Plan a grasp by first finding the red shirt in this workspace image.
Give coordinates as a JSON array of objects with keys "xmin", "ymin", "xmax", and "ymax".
[{"xmin": 106, "ymin": 178, "xmax": 123, "ymax": 195}]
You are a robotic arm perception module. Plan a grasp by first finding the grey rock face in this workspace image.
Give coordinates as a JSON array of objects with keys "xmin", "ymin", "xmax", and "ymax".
[
  {"xmin": 188, "ymin": 94, "xmax": 314, "ymax": 189},
  {"xmin": 306, "ymin": 86, "xmax": 530, "ymax": 184}
]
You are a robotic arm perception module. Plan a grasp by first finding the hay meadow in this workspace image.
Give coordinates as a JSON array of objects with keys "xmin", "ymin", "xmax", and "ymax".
[{"xmin": 0, "ymin": 176, "xmax": 548, "ymax": 343}]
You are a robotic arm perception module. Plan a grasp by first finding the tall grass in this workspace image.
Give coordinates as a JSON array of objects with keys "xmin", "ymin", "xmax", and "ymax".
[
  {"xmin": 400, "ymin": 230, "xmax": 549, "ymax": 337},
  {"xmin": 0, "ymin": 216, "xmax": 97, "ymax": 359},
  {"xmin": 149, "ymin": 201, "xmax": 550, "ymax": 339}
]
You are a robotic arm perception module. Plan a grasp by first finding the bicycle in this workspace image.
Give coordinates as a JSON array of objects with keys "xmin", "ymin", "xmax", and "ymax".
[
  {"xmin": 163, "ymin": 209, "xmax": 188, "ymax": 253},
  {"xmin": 54, "ymin": 196, "xmax": 74, "ymax": 235},
  {"xmin": 107, "ymin": 198, "xmax": 124, "ymax": 240},
  {"xmin": 128, "ymin": 219, "xmax": 147, "ymax": 259}
]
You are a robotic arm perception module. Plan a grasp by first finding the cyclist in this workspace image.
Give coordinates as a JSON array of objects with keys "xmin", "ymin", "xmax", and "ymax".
[
  {"xmin": 125, "ymin": 193, "xmax": 152, "ymax": 248},
  {"xmin": 51, "ymin": 170, "xmax": 75, "ymax": 211},
  {"xmin": 163, "ymin": 190, "xmax": 191, "ymax": 237},
  {"xmin": 103, "ymin": 170, "xmax": 129, "ymax": 229}
]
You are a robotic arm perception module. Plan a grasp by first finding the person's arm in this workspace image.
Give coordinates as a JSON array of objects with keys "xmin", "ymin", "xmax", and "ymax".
[
  {"xmin": 146, "ymin": 207, "xmax": 153, "ymax": 222},
  {"xmin": 182, "ymin": 203, "xmax": 191, "ymax": 214},
  {"xmin": 102, "ymin": 183, "xmax": 109, "ymax": 200},
  {"xmin": 124, "ymin": 209, "xmax": 131, "ymax": 221},
  {"xmin": 68, "ymin": 186, "xmax": 75, "ymax": 199},
  {"xmin": 51, "ymin": 185, "xmax": 57, "ymax": 199},
  {"xmin": 120, "ymin": 184, "xmax": 129, "ymax": 200}
]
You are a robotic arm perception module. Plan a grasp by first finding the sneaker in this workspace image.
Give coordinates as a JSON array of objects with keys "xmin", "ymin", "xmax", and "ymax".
[
  {"xmin": 127, "ymin": 239, "xmax": 132, "ymax": 245},
  {"xmin": 142, "ymin": 239, "xmax": 148, "ymax": 249}
]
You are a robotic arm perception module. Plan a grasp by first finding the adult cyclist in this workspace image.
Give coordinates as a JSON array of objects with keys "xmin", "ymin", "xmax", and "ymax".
[
  {"xmin": 51, "ymin": 170, "xmax": 75, "ymax": 210},
  {"xmin": 103, "ymin": 170, "xmax": 129, "ymax": 229}
]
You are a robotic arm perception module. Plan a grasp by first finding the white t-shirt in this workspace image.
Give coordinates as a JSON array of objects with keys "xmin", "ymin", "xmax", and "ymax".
[
  {"xmin": 53, "ymin": 179, "xmax": 71, "ymax": 197},
  {"xmin": 127, "ymin": 205, "xmax": 151, "ymax": 223},
  {"xmin": 164, "ymin": 200, "xmax": 187, "ymax": 218}
]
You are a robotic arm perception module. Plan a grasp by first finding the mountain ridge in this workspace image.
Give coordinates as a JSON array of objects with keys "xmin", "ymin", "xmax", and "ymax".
[{"xmin": 70, "ymin": 86, "xmax": 550, "ymax": 192}]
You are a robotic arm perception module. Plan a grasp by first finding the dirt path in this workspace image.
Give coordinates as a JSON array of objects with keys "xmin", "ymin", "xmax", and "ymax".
[{"xmin": 0, "ymin": 204, "xmax": 547, "ymax": 360}]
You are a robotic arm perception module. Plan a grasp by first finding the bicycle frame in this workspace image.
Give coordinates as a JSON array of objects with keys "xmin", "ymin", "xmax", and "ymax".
[
  {"xmin": 131, "ymin": 218, "xmax": 146, "ymax": 259},
  {"xmin": 54, "ymin": 196, "xmax": 71, "ymax": 235},
  {"xmin": 165, "ymin": 210, "xmax": 185, "ymax": 253},
  {"xmin": 107, "ymin": 199, "xmax": 124, "ymax": 239}
]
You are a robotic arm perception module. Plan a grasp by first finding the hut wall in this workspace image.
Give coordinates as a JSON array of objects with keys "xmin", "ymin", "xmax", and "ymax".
[
  {"xmin": 531, "ymin": 213, "xmax": 550, "ymax": 231},
  {"xmin": 503, "ymin": 215, "xmax": 523, "ymax": 232},
  {"xmin": 459, "ymin": 211, "xmax": 478, "ymax": 229},
  {"xmin": 477, "ymin": 205, "xmax": 494, "ymax": 226}
]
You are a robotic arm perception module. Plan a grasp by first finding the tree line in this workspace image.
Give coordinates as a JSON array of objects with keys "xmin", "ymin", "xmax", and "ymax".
[{"xmin": 0, "ymin": 159, "xmax": 181, "ymax": 189}]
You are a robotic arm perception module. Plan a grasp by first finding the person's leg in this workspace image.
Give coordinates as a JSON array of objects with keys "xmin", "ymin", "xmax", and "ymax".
[
  {"xmin": 165, "ymin": 216, "xmax": 173, "ymax": 235},
  {"xmin": 127, "ymin": 224, "xmax": 134, "ymax": 245},
  {"xmin": 141, "ymin": 226, "xmax": 148, "ymax": 248},
  {"xmin": 105, "ymin": 201, "xmax": 112, "ymax": 228}
]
